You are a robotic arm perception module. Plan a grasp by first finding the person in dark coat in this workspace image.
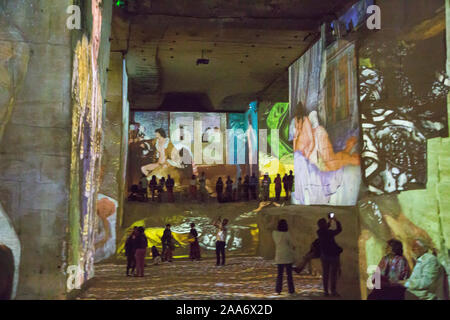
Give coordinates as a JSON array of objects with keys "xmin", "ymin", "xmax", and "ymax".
[
  {"xmin": 189, "ymin": 223, "xmax": 201, "ymax": 261},
  {"xmin": 161, "ymin": 224, "xmax": 174, "ymax": 262},
  {"xmin": 249, "ymin": 173, "xmax": 258, "ymax": 200},
  {"xmin": 243, "ymin": 175, "xmax": 250, "ymax": 201},
  {"xmin": 317, "ymin": 215, "xmax": 343, "ymax": 297},
  {"xmin": 166, "ymin": 175, "xmax": 175, "ymax": 202},
  {"xmin": 287, "ymin": 170, "xmax": 294, "ymax": 199},
  {"xmin": 216, "ymin": 177, "xmax": 224, "ymax": 203},
  {"xmin": 282, "ymin": 173, "xmax": 289, "ymax": 201},
  {"xmin": 225, "ymin": 176, "xmax": 233, "ymax": 202},
  {"xmin": 134, "ymin": 227, "xmax": 148, "ymax": 277},
  {"xmin": 274, "ymin": 174, "xmax": 282, "ymax": 201},
  {"xmin": 125, "ymin": 227, "xmax": 138, "ymax": 276},
  {"xmin": 149, "ymin": 176, "xmax": 158, "ymax": 201}
]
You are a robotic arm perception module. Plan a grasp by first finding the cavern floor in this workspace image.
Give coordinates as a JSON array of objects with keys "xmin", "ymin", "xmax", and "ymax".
[{"xmin": 76, "ymin": 256, "xmax": 332, "ymax": 300}]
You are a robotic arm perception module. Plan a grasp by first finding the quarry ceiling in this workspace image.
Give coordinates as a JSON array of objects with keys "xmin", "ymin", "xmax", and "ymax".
[{"xmin": 110, "ymin": 0, "xmax": 358, "ymax": 111}]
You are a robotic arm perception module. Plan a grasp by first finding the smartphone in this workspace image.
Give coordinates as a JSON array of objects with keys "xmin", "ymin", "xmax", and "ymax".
[{"xmin": 328, "ymin": 212, "xmax": 335, "ymax": 219}]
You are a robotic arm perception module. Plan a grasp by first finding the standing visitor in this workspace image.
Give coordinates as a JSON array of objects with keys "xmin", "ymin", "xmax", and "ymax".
[
  {"xmin": 198, "ymin": 172, "xmax": 208, "ymax": 202},
  {"xmin": 139, "ymin": 174, "xmax": 148, "ymax": 201},
  {"xmin": 125, "ymin": 227, "xmax": 138, "ymax": 276},
  {"xmin": 213, "ymin": 217, "xmax": 228, "ymax": 266},
  {"xmin": 272, "ymin": 219, "xmax": 296, "ymax": 295},
  {"xmin": 282, "ymin": 173, "xmax": 289, "ymax": 201},
  {"xmin": 158, "ymin": 176, "xmax": 165, "ymax": 202},
  {"xmin": 274, "ymin": 174, "xmax": 282, "ymax": 202},
  {"xmin": 236, "ymin": 177, "xmax": 243, "ymax": 201},
  {"xmin": 216, "ymin": 177, "xmax": 224, "ymax": 203},
  {"xmin": 165, "ymin": 175, "xmax": 175, "ymax": 202},
  {"xmin": 189, "ymin": 223, "xmax": 201, "ymax": 261},
  {"xmin": 287, "ymin": 170, "xmax": 294, "ymax": 200},
  {"xmin": 225, "ymin": 176, "xmax": 233, "ymax": 202},
  {"xmin": 161, "ymin": 224, "xmax": 174, "ymax": 262},
  {"xmin": 262, "ymin": 173, "xmax": 271, "ymax": 201},
  {"xmin": 250, "ymin": 173, "xmax": 258, "ymax": 200},
  {"xmin": 149, "ymin": 175, "xmax": 158, "ymax": 202},
  {"xmin": 243, "ymin": 175, "xmax": 250, "ymax": 201},
  {"xmin": 190, "ymin": 175, "xmax": 197, "ymax": 200},
  {"xmin": 134, "ymin": 227, "xmax": 148, "ymax": 277},
  {"xmin": 317, "ymin": 214, "xmax": 343, "ymax": 297}
]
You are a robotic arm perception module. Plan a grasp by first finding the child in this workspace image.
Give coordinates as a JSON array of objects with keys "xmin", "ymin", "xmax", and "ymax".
[{"xmin": 151, "ymin": 246, "xmax": 162, "ymax": 265}]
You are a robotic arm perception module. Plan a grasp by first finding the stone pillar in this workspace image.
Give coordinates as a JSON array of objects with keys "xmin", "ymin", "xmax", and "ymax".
[{"xmin": 0, "ymin": 0, "xmax": 73, "ymax": 299}]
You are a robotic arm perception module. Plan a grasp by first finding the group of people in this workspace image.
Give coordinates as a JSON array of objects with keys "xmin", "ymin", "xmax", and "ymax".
[
  {"xmin": 271, "ymin": 214, "xmax": 343, "ymax": 296},
  {"xmin": 215, "ymin": 171, "xmax": 294, "ymax": 203},
  {"xmin": 272, "ymin": 214, "xmax": 448, "ymax": 300},
  {"xmin": 367, "ymin": 238, "xmax": 447, "ymax": 300},
  {"xmin": 128, "ymin": 174, "xmax": 176, "ymax": 202},
  {"xmin": 124, "ymin": 217, "xmax": 229, "ymax": 277}
]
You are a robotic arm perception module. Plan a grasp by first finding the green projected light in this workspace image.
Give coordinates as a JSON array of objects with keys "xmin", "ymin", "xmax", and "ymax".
[{"xmin": 116, "ymin": 0, "xmax": 125, "ymax": 8}]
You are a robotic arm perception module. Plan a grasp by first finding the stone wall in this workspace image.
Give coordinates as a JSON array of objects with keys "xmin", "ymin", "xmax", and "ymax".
[
  {"xmin": 258, "ymin": 205, "xmax": 361, "ymax": 299},
  {"xmin": 0, "ymin": 0, "xmax": 73, "ymax": 299}
]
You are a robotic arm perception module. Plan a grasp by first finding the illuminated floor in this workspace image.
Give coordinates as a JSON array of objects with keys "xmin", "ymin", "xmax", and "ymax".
[{"xmin": 77, "ymin": 256, "xmax": 332, "ymax": 300}]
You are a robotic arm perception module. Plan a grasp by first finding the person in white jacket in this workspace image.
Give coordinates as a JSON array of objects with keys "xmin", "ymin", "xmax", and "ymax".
[{"xmin": 272, "ymin": 219, "xmax": 296, "ymax": 294}]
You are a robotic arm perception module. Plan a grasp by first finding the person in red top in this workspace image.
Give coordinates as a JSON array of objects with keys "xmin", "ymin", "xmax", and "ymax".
[{"xmin": 274, "ymin": 174, "xmax": 282, "ymax": 202}]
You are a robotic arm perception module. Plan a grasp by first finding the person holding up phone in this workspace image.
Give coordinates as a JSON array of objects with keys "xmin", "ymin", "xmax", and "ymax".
[{"xmin": 317, "ymin": 213, "xmax": 343, "ymax": 297}]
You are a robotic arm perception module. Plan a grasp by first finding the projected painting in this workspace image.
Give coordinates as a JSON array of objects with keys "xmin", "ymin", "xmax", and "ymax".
[
  {"xmin": 227, "ymin": 101, "xmax": 258, "ymax": 180},
  {"xmin": 289, "ymin": 37, "xmax": 361, "ymax": 205},
  {"xmin": 258, "ymin": 102, "xmax": 294, "ymax": 197},
  {"xmin": 128, "ymin": 112, "xmax": 250, "ymax": 196},
  {"xmin": 359, "ymin": 1, "xmax": 449, "ymax": 194}
]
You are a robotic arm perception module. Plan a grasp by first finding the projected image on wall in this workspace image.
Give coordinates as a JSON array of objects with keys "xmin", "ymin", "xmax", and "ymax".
[
  {"xmin": 359, "ymin": 0, "xmax": 449, "ymax": 194},
  {"xmin": 128, "ymin": 111, "xmax": 253, "ymax": 198},
  {"xmin": 258, "ymin": 102, "xmax": 294, "ymax": 198},
  {"xmin": 289, "ymin": 37, "xmax": 361, "ymax": 205}
]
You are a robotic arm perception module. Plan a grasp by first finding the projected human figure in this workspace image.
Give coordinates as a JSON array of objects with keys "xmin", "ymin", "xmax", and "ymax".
[
  {"xmin": 308, "ymin": 111, "xmax": 360, "ymax": 171},
  {"xmin": 141, "ymin": 128, "xmax": 182, "ymax": 176}
]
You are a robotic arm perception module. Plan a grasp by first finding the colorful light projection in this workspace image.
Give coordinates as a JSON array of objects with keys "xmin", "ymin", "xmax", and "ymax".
[
  {"xmin": 359, "ymin": 0, "xmax": 449, "ymax": 194},
  {"xmin": 0, "ymin": 10, "xmax": 30, "ymax": 299},
  {"xmin": 128, "ymin": 111, "xmax": 254, "ymax": 196},
  {"xmin": 288, "ymin": 34, "xmax": 361, "ymax": 206},
  {"xmin": 67, "ymin": 0, "xmax": 105, "ymax": 292},
  {"xmin": 258, "ymin": 102, "xmax": 294, "ymax": 198}
]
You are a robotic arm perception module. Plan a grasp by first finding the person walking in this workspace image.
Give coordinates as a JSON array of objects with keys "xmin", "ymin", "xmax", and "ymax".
[
  {"xmin": 125, "ymin": 227, "xmax": 138, "ymax": 276},
  {"xmin": 134, "ymin": 227, "xmax": 148, "ymax": 277},
  {"xmin": 216, "ymin": 177, "xmax": 224, "ymax": 203},
  {"xmin": 213, "ymin": 217, "xmax": 228, "ymax": 266},
  {"xmin": 317, "ymin": 214, "xmax": 343, "ymax": 297},
  {"xmin": 189, "ymin": 223, "xmax": 201, "ymax": 261},
  {"xmin": 273, "ymin": 219, "xmax": 296, "ymax": 295},
  {"xmin": 274, "ymin": 174, "xmax": 282, "ymax": 201},
  {"xmin": 161, "ymin": 224, "xmax": 174, "ymax": 262}
]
